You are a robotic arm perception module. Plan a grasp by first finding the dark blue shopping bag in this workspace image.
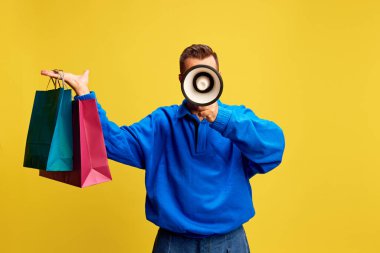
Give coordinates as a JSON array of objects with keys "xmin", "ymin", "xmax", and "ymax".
[{"xmin": 23, "ymin": 76, "xmax": 73, "ymax": 171}]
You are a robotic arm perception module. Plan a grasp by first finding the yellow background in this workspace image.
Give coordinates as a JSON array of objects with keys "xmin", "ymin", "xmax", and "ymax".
[{"xmin": 1, "ymin": 0, "xmax": 379, "ymax": 252}]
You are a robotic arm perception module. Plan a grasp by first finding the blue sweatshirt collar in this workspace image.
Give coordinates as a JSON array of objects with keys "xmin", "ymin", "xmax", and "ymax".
[{"xmin": 176, "ymin": 99, "xmax": 191, "ymax": 118}]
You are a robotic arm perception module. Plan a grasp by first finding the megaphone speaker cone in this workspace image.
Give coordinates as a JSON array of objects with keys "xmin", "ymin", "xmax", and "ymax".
[{"xmin": 181, "ymin": 64, "xmax": 223, "ymax": 106}]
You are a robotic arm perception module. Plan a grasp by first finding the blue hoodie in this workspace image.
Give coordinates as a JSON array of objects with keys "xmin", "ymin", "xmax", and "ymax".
[{"xmin": 74, "ymin": 91, "xmax": 285, "ymax": 238}]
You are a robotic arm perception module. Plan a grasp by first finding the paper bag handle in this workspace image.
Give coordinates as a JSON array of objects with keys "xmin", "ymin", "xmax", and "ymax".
[{"xmin": 46, "ymin": 69, "xmax": 68, "ymax": 90}]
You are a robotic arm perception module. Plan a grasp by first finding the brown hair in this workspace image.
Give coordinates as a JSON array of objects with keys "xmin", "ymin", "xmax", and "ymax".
[{"xmin": 179, "ymin": 44, "xmax": 219, "ymax": 74}]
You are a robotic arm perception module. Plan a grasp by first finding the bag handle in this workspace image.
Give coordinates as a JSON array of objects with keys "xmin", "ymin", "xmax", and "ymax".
[
  {"xmin": 46, "ymin": 76, "xmax": 57, "ymax": 90},
  {"xmin": 45, "ymin": 69, "xmax": 68, "ymax": 90}
]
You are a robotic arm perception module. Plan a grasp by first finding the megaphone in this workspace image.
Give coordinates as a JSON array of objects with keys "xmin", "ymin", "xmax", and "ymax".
[{"xmin": 181, "ymin": 64, "xmax": 223, "ymax": 106}]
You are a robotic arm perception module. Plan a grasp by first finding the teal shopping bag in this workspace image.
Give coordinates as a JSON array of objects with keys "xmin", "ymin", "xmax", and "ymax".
[{"xmin": 23, "ymin": 76, "xmax": 73, "ymax": 171}]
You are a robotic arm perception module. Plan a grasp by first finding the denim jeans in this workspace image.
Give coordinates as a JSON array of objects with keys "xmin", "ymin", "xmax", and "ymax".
[{"xmin": 152, "ymin": 226, "xmax": 251, "ymax": 253}]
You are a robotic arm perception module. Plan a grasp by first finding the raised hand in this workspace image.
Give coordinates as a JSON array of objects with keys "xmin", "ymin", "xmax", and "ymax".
[
  {"xmin": 196, "ymin": 102, "xmax": 219, "ymax": 123},
  {"xmin": 40, "ymin": 69, "xmax": 91, "ymax": 96}
]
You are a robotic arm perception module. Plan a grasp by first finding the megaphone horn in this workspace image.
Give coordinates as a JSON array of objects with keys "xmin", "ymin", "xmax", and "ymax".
[{"xmin": 181, "ymin": 64, "xmax": 223, "ymax": 106}]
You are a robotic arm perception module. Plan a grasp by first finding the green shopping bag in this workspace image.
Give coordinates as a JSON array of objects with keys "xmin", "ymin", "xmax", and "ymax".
[{"xmin": 23, "ymin": 73, "xmax": 73, "ymax": 171}]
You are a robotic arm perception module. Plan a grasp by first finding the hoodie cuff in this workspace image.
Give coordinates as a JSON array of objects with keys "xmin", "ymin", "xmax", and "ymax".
[
  {"xmin": 210, "ymin": 106, "xmax": 232, "ymax": 133},
  {"xmin": 74, "ymin": 91, "xmax": 96, "ymax": 101}
]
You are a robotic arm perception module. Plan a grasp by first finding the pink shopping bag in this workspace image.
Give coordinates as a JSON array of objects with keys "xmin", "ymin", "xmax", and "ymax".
[{"xmin": 40, "ymin": 99, "xmax": 112, "ymax": 187}]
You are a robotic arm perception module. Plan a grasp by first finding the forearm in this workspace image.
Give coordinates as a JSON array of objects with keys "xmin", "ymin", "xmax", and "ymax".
[{"xmin": 210, "ymin": 105, "xmax": 285, "ymax": 168}]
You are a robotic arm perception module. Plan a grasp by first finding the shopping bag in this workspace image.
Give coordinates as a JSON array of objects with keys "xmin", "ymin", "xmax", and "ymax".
[
  {"xmin": 39, "ymin": 98, "xmax": 112, "ymax": 188},
  {"xmin": 23, "ymin": 76, "xmax": 73, "ymax": 171}
]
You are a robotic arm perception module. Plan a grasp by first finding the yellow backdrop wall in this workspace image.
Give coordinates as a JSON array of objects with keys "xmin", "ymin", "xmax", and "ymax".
[{"xmin": 1, "ymin": 0, "xmax": 379, "ymax": 252}]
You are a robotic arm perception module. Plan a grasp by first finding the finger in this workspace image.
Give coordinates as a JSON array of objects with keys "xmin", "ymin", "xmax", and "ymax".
[
  {"xmin": 197, "ymin": 105, "xmax": 212, "ymax": 111},
  {"xmin": 198, "ymin": 110, "xmax": 212, "ymax": 117},
  {"xmin": 200, "ymin": 111, "xmax": 217, "ymax": 122},
  {"xmin": 197, "ymin": 102, "xmax": 218, "ymax": 111},
  {"xmin": 80, "ymin": 69, "xmax": 90, "ymax": 81},
  {"xmin": 40, "ymin": 70, "xmax": 61, "ymax": 79}
]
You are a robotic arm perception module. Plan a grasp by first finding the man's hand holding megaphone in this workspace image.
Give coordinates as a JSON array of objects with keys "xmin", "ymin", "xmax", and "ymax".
[{"xmin": 186, "ymin": 101, "xmax": 219, "ymax": 123}]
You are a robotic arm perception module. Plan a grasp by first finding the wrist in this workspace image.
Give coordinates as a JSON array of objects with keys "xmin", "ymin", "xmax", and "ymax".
[
  {"xmin": 76, "ymin": 87, "xmax": 90, "ymax": 96},
  {"xmin": 74, "ymin": 91, "xmax": 96, "ymax": 101}
]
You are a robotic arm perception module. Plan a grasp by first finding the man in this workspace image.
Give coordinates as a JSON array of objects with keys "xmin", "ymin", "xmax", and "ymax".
[{"xmin": 41, "ymin": 44, "xmax": 285, "ymax": 253}]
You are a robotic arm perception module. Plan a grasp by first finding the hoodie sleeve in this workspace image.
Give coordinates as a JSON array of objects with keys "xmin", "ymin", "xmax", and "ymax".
[
  {"xmin": 210, "ymin": 104, "xmax": 285, "ymax": 178},
  {"xmin": 74, "ymin": 91, "xmax": 156, "ymax": 169}
]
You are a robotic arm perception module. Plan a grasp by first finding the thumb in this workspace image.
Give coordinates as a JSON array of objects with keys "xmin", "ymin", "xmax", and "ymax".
[
  {"xmin": 79, "ymin": 69, "xmax": 90, "ymax": 84},
  {"xmin": 83, "ymin": 69, "xmax": 90, "ymax": 77},
  {"xmin": 75, "ymin": 69, "xmax": 91, "ymax": 93}
]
